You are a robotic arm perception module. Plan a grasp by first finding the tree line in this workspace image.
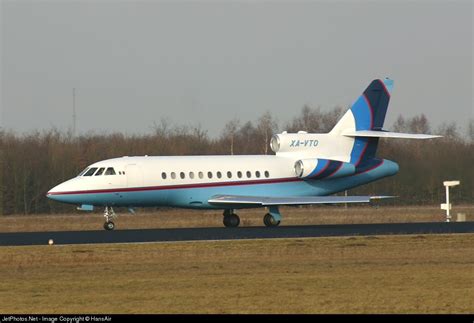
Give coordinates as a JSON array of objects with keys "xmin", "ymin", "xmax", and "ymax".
[{"xmin": 0, "ymin": 106, "xmax": 472, "ymax": 215}]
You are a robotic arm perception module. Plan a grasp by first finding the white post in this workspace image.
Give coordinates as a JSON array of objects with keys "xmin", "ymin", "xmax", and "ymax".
[
  {"xmin": 441, "ymin": 181, "xmax": 460, "ymax": 223},
  {"xmin": 344, "ymin": 190, "xmax": 348, "ymax": 209}
]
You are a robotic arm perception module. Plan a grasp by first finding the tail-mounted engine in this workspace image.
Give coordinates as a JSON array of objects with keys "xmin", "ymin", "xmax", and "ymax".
[
  {"xmin": 270, "ymin": 133, "xmax": 321, "ymax": 154},
  {"xmin": 294, "ymin": 158, "xmax": 355, "ymax": 180}
]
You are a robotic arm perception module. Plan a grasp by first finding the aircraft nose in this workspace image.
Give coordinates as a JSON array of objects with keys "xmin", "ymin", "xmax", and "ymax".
[
  {"xmin": 46, "ymin": 178, "xmax": 85, "ymax": 205},
  {"xmin": 47, "ymin": 180, "xmax": 76, "ymax": 201},
  {"xmin": 46, "ymin": 184, "xmax": 63, "ymax": 201}
]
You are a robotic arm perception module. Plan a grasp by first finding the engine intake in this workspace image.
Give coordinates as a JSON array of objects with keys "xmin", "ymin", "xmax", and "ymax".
[
  {"xmin": 294, "ymin": 158, "xmax": 355, "ymax": 180},
  {"xmin": 270, "ymin": 133, "xmax": 320, "ymax": 154}
]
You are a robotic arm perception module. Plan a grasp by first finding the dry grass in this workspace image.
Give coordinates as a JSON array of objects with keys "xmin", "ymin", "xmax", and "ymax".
[
  {"xmin": 0, "ymin": 234, "xmax": 472, "ymax": 314},
  {"xmin": 0, "ymin": 205, "xmax": 472, "ymax": 233}
]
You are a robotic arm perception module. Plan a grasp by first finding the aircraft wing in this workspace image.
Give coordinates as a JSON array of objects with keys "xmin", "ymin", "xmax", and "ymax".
[{"xmin": 208, "ymin": 194, "xmax": 393, "ymax": 207}]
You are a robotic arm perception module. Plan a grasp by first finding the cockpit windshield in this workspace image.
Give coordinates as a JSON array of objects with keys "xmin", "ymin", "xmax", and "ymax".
[
  {"xmin": 95, "ymin": 168, "xmax": 105, "ymax": 176},
  {"xmin": 78, "ymin": 168, "xmax": 89, "ymax": 176},
  {"xmin": 79, "ymin": 167, "xmax": 116, "ymax": 176},
  {"xmin": 83, "ymin": 167, "xmax": 98, "ymax": 176}
]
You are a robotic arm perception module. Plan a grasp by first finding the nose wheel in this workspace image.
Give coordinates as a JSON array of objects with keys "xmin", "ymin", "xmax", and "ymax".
[
  {"xmin": 103, "ymin": 206, "xmax": 117, "ymax": 231},
  {"xmin": 104, "ymin": 221, "xmax": 115, "ymax": 231}
]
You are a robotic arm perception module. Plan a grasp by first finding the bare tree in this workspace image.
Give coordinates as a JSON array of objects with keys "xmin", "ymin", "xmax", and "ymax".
[
  {"xmin": 437, "ymin": 122, "xmax": 459, "ymax": 140},
  {"xmin": 221, "ymin": 118, "xmax": 240, "ymax": 155},
  {"xmin": 0, "ymin": 108, "xmax": 473, "ymax": 215},
  {"xmin": 393, "ymin": 114, "xmax": 407, "ymax": 132},
  {"xmin": 256, "ymin": 111, "xmax": 278, "ymax": 155},
  {"xmin": 409, "ymin": 114, "xmax": 430, "ymax": 134}
]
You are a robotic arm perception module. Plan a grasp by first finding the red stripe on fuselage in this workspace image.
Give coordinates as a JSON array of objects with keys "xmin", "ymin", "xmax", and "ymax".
[
  {"xmin": 312, "ymin": 160, "xmax": 330, "ymax": 178},
  {"xmin": 362, "ymin": 93, "xmax": 374, "ymax": 130},
  {"xmin": 378, "ymin": 79, "xmax": 391, "ymax": 98},
  {"xmin": 355, "ymin": 140, "xmax": 369, "ymax": 167},
  {"xmin": 48, "ymin": 177, "xmax": 303, "ymax": 196},
  {"xmin": 356, "ymin": 159, "xmax": 385, "ymax": 175},
  {"xmin": 327, "ymin": 162, "xmax": 343, "ymax": 178}
]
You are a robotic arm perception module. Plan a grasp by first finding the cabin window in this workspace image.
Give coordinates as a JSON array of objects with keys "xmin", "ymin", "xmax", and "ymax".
[
  {"xmin": 95, "ymin": 168, "xmax": 105, "ymax": 176},
  {"xmin": 198, "ymin": 172, "xmax": 204, "ymax": 179},
  {"xmin": 171, "ymin": 172, "xmax": 176, "ymax": 179},
  {"xmin": 227, "ymin": 171, "xmax": 232, "ymax": 178},
  {"xmin": 208, "ymin": 172, "xmax": 213, "ymax": 179},
  {"xmin": 255, "ymin": 171, "xmax": 261, "ymax": 178},
  {"xmin": 237, "ymin": 171, "xmax": 242, "ymax": 178},
  {"xmin": 180, "ymin": 172, "xmax": 185, "ymax": 179},
  {"xmin": 162, "ymin": 172, "xmax": 167, "ymax": 179},
  {"xmin": 246, "ymin": 171, "xmax": 251, "ymax": 178},
  {"xmin": 264, "ymin": 171, "xmax": 270, "ymax": 178},
  {"xmin": 78, "ymin": 168, "xmax": 89, "ymax": 176},
  {"xmin": 189, "ymin": 172, "xmax": 195, "ymax": 179},
  {"xmin": 217, "ymin": 171, "xmax": 222, "ymax": 179},
  {"xmin": 84, "ymin": 168, "xmax": 98, "ymax": 176},
  {"xmin": 104, "ymin": 167, "xmax": 116, "ymax": 175}
]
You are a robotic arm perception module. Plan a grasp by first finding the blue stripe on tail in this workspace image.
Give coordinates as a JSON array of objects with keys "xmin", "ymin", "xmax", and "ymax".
[{"xmin": 350, "ymin": 78, "xmax": 392, "ymax": 166}]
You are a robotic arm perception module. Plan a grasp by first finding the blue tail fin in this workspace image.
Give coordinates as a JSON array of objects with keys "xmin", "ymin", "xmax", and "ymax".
[
  {"xmin": 349, "ymin": 78, "xmax": 393, "ymax": 166},
  {"xmin": 351, "ymin": 78, "xmax": 393, "ymax": 131}
]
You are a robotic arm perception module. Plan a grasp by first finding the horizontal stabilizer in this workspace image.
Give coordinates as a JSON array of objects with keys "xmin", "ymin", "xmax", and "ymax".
[
  {"xmin": 208, "ymin": 195, "xmax": 394, "ymax": 207},
  {"xmin": 342, "ymin": 130, "xmax": 442, "ymax": 139}
]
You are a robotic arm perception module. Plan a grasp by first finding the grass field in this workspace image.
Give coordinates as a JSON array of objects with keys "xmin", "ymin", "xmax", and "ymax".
[
  {"xmin": 0, "ymin": 205, "xmax": 472, "ymax": 232},
  {"xmin": 0, "ymin": 234, "xmax": 473, "ymax": 314}
]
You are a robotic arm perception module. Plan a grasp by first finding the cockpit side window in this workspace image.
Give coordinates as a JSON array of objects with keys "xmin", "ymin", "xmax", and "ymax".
[
  {"xmin": 95, "ymin": 168, "xmax": 105, "ymax": 176},
  {"xmin": 104, "ymin": 167, "xmax": 116, "ymax": 175},
  {"xmin": 84, "ymin": 167, "xmax": 98, "ymax": 176},
  {"xmin": 78, "ymin": 168, "xmax": 89, "ymax": 176}
]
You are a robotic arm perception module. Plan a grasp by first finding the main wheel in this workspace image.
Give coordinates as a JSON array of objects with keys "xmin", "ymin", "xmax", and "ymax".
[
  {"xmin": 263, "ymin": 213, "xmax": 280, "ymax": 227},
  {"xmin": 223, "ymin": 214, "xmax": 240, "ymax": 228},
  {"xmin": 104, "ymin": 221, "xmax": 115, "ymax": 231}
]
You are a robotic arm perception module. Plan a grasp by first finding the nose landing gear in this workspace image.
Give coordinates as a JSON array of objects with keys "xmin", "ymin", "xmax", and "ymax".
[
  {"xmin": 104, "ymin": 221, "xmax": 115, "ymax": 231},
  {"xmin": 103, "ymin": 206, "xmax": 117, "ymax": 231}
]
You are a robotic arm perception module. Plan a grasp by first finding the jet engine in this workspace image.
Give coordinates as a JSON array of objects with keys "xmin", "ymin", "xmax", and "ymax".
[
  {"xmin": 270, "ymin": 133, "xmax": 320, "ymax": 154},
  {"xmin": 294, "ymin": 158, "xmax": 355, "ymax": 180}
]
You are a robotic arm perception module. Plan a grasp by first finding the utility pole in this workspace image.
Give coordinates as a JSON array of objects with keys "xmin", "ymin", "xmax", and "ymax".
[{"xmin": 72, "ymin": 88, "xmax": 76, "ymax": 137}]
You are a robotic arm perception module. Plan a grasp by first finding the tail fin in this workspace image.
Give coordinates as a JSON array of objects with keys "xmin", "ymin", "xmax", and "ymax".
[{"xmin": 330, "ymin": 78, "xmax": 393, "ymax": 165}]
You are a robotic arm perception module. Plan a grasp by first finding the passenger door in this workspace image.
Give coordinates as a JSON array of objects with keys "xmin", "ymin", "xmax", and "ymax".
[{"xmin": 125, "ymin": 164, "xmax": 144, "ymax": 188}]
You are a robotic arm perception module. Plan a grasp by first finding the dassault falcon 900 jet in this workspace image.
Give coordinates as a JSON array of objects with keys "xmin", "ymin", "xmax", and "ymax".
[{"xmin": 47, "ymin": 78, "xmax": 440, "ymax": 230}]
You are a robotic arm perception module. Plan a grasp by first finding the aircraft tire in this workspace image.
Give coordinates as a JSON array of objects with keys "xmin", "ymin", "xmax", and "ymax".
[
  {"xmin": 104, "ymin": 221, "xmax": 115, "ymax": 231},
  {"xmin": 264, "ymin": 213, "xmax": 280, "ymax": 227},
  {"xmin": 223, "ymin": 214, "xmax": 240, "ymax": 228}
]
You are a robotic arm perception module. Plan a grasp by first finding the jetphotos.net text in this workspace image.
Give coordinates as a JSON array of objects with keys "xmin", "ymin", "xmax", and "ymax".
[{"xmin": 2, "ymin": 316, "xmax": 112, "ymax": 323}]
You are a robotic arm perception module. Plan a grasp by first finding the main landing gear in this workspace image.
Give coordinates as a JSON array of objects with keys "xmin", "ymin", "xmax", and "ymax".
[
  {"xmin": 223, "ymin": 209, "xmax": 240, "ymax": 228},
  {"xmin": 263, "ymin": 206, "xmax": 281, "ymax": 227},
  {"xmin": 222, "ymin": 207, "xmax": 282, "ymax": 228},
  {"xmin": 103, "ymin": 206, "xmax": 117, "ymax": 231},
  {"xmin": 263, "ymin": 213, "xmax": 280, "ymax": 227}
]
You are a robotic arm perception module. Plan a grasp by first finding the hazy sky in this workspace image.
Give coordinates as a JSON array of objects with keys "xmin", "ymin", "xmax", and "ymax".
[{"xmin": 1, "ymin": 0, "xmax": 473, "ymax": 137}]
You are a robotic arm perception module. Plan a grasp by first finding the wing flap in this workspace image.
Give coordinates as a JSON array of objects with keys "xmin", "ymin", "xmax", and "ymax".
[{"xmin": 208, "ymin": 194, "xmax": 393, "ymax": 207}]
